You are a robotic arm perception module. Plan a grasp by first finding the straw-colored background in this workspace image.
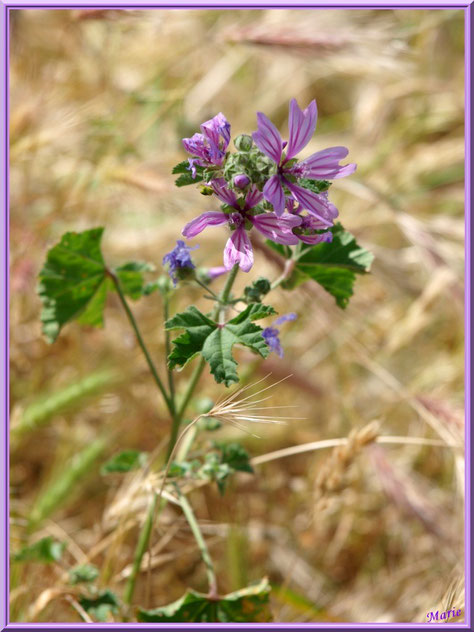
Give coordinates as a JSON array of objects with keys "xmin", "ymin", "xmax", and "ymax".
[{"xmin": 10, "ymin": 8, "xmax": 465, "ymax": 623}]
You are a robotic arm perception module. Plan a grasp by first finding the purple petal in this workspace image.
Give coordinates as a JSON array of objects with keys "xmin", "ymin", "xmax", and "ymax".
[
  {"xmin": 182, "ymin": 133, "xmax": 208, "ymax": 161},
  {"xmin": 274, "ymin": 312, "xmax": 297, "ymax": 326},
  {"xmin": 201, "ymin": 112, "xmax": 231, "ymax": 149},
  {"xmin": 285, "ymin": 181, "xmax": 337, "ymax": 226},
  {"xmin": 251, "ymin": 213, "xmax": 300, "ymax": 245},
  {"xmin": 223, "ymin": 227, "xmax": 254, "ymax": 273},
  {"xmin": 285, "ymin": 99, "xmax": 317, "ymax": 161},
  {"xmin": 263, "ymin": 174, "xmax": 286, "ymax": 216},
  {"xmin": 211, "ymin": 179, "xmax": 238, "ymax": 207},
  {"xmin": 298, "ymin": 231, "xmax": 333, "ymax": 245},
  {"xmin": 252, "ymin": 112, "xmax": 283, "ymax": 164},
  {"xmin": 298, "ymin": 146, "xmax": 357, "ymax": 179},
  {"xmin": 244, "ymin": 185, "xmax": 264, "ymax": 210},
  {"xmin": 182, "ymin": 211, "xmax": 228, "ymax": 238}
]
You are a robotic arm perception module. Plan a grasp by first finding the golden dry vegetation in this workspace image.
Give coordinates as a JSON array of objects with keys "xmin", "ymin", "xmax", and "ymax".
[{"xmin": 9, "ymin": 7, "xmax": 465, "ymax": 624}]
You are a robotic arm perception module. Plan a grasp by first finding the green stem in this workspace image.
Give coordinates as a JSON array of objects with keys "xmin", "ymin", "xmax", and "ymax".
[
  {"xmin": 123, "ymin": 492, "xmax": 159, "ymax": 606},
  {"xmin": 175, "ymin": 484, "xmax": 218, "ymax": 596},
  {"xmin": 108, "ymin": 270, "xmax": 173, "ymax": 417},
  {"xmin": 194, "ymin": 278, "xmax": 221, "ymax": 302},
  {"xmin": 170, "ymin": 264, "xmax": 240, "ymax": 447}
]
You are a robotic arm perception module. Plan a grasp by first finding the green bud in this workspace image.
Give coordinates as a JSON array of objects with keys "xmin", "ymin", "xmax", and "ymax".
[
  {"xmin": 234, "ymin": 134, "xmax": 253, "ymax": 152},
  {"xmin": 155, "ymin": 274, "xmax": 174, "ymax": 295}
]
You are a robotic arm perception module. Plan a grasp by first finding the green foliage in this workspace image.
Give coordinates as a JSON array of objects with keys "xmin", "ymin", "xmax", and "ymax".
[
  {"xmin": 216, "ymin": 442, "xmax": 254, "ymax": 474},
  {"xmin": 38, "ymin": 228, "xmax": 108, "ymax": 342},
  {"xmin": 69, "ymin": 564, "xmax": 100, "ymax": 585},
  {"xmin": 172, "ymin": 160, "xmax": 204, "ymax": 187},
  {"xmin": 115, "ymin": 261, "xmax": 155, "ymax": 300},
  {"xmin": 13, "ymin": 537, "xmax": 66, "ymax": 564},
  {"xmin": 101, "ymin": 450, "xmax": 147, "ymax": 474},
  {"xmin": 267, "ymin": 224, "xmax": 374, "ymax": 308},
  {"xmin": 243, "ymin": 277, "xmax": 271, "ymax": 304},
  {"xmin": 298, "ymin": 178, "xmax": 331, "ymax": 194},
  {"xmin": 79, "ymin": 590, "xmax": 120, "ymax": 622},
  {"xmin": 38, "ymin": 228, "xmax": 155, "ymax": 342},
  {"xmin": 137, "ymin": 577, "xmax": 272, "ymax": 622},
  {"xmin": 166, "ymin": 305, "xmax": 272, "ymax": 386}
]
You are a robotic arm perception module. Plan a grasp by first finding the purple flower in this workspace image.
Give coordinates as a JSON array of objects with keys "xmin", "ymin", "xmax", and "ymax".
[
  {"xmin": 262, "ymin": 313, "xmax": 297, "ymax": 358},
  {"xmin": 287, "ymin": 198, "xmax": 334, "ymax": 245},
  {"xmin": 181, "ymin": 179, "xmax": 301, "ymax": 273},
  {"xmin": 162, "ymin": 240, "xmax": 197, "ymax": 285},
  {"xmin": 252, "ymin": 99, "xmax": 356, "ymax": 222},
  {"xmin": 182, "ymin": 113, "xmax": 231, "ymax": 175}
]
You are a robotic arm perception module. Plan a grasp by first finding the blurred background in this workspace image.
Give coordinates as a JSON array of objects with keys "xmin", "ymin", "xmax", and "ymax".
[{"xmin": 9, "ymin": 8, "xmax": 465, "ymax": 623}]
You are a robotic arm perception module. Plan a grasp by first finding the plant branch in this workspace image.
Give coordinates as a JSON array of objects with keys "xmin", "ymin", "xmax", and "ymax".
[{"xmin": 107, "ymin": 269, "xmax": 173, "ymax": 417}]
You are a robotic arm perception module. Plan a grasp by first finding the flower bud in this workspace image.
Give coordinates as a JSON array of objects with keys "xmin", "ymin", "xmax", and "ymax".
[
  {"xmin": 233, "ymin": 174, "xmax": 250, "ymax": 189},
  {"xmin": 234, "ymin": 134, "xmax": 253, "ymax": 152}
]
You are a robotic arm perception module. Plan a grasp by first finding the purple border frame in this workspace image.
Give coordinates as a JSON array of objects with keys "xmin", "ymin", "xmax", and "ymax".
[{"xmin": 0, "ymin": 1, "xmax": 471, "ymax": 630}]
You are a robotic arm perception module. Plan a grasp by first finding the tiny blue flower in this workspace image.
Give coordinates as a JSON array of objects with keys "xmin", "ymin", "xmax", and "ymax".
[
  {"xmin": 162, "ymin": 240, "xmax": 197, "ymax": 285},
  {"xmin": 262, "ymin": 313, "xmax": 297, "ymax": 358}
]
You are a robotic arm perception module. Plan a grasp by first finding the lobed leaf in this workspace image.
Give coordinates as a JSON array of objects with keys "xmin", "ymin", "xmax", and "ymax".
[
  {"xmin": 137, "ymin": 577, "xmax": 272, "ymax": 623},
  {"xmin": 79, "ymin": 590, "xmax": 119, "ymax": 622}
]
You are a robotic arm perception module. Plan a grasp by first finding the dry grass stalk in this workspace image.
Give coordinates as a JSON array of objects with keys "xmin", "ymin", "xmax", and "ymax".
[{"xmin": 314, "ymin": 421, "xmax": 380, "ymax": 511}]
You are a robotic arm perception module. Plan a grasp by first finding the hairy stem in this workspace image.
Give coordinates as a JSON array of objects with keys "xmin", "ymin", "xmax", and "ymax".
[
  {"xmin": 175, "ymin": 484, "xmax": 218, "ymax": 597},
  {"xmin": 107, "ymin": 270, "xmax": 173, "ymax": 417}
]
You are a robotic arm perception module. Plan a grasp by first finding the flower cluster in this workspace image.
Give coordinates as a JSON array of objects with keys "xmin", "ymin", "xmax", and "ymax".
[{"xmin": 177, "ymin": 99, "xmax": 356, "ymax": 273}]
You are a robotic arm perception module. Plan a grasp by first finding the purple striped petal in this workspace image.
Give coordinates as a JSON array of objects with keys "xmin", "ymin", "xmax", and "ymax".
[
  {"xmin": 211, "ymin": 179, "xmax": 238, "ymax": 207},
  {"xmin": 298, "ymin": 146, "xmax": 357, "ymax": 179},
  {"xmin": 263, "ymin": 174, "xmax": 286, "ymax": 216},
  {"xmin": 252, "ymin": 112, "xmax": 283, "ymax": 164},
  {"xmin": 285, "ymin": 99, "xmax": 317, "ymax": 161},
  {"xmin": 298, "ymin": 231, "xmax": 333, "ymax": 245},
  {"xmin": 251, "ymin": 213, "xmax": 301, "ymax": 245},
  {"xmin": 182, "ymin": 133, "xmax": 208, "ymax": 161},
  {"xmin": 223, "ymin": 227, "xmax": 254, "ymax": 272},
  {"xmin": 182, "ymin": 211, "xmax": 228, "ymax": 238},
  {"xmin": 285, "ymin": 181, "xmax": 337, "ymax": 226},
  {"xmin": 201, "ymin": 112, "xmax": 231, "ymax": 149},
  {"xmin": 244, "ymin": 185, "xmax": 264, "ymax": 210}
]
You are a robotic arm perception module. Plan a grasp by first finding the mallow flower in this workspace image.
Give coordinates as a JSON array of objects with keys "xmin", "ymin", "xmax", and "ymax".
[
  {"xmin": 162, "ymin": 240, "xmax": 197, "ymax": 285},
  {"xmin": 182, "ymin": 113, "xmax": 231, "ymax": 177},
  {"xmin": 262, "ymin": 313, "xmax": 297, "ymax": 358},
  {"xmin": 287, "ymin": 198, "xmax": 334, "ymax": 245},
  {"xmin": 252, "ymin": 99, "xmax": 356, "ymax": 223},
  {"xmin": 181, "ymin": 179, "xmax": 301, "ymax": 273}
]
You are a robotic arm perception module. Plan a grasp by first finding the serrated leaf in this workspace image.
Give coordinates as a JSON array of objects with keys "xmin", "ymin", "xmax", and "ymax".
[
  {"xmin": 202, "ymin": 320, "xmax": 269, "ymax": 386},
  {"xmin": 217, "ymin": 442, "xmax": 254, "ymax": 474},
  {"xmin": 79, "ymin": 590, "xmax": 119, "ymax": 622},
  {"xmin": 267, "ymin": 224, "xmax": 374, "ymax": 308},
  {"xmin": 100, "ymin": 450, "xmax": 147, "ymax": 474},
  {"xmin": 166, "ymin": 306, "xmax": 270, "ymax": 386},
  {"xmin": 166, "ymin": 306, "xmax": 216, "ymax": 370},
  {"xmin": 38, "ymin": 228, "xmax": 107, "ymax": 342},
  {"xmin": 13, "ymin": 537, "xmax": 66, "ymax": 564},
  {"xmin": 115, "ymin": 261, "xmax": 155, "ymax": 300},
  {"xmin": 69, "ymin": 564, "xmax": 99, "ymax": 585},
  {"xmin": 137, "ymin": 577, "xmax": 272, "ymax": 623}
]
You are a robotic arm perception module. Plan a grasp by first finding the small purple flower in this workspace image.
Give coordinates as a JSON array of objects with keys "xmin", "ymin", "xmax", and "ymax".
[
  {"xmin": 252, "ymin": 99, "xmax": 356, "ymax": 222},
  {"xmin": 181, "ymin": 179, "xmax": 301, "ymax": 273},
  {"xmin": 287, "ymin": 198, "xmax": 334, "ymax": 245},
  {"xmin": 262, "ymin": 313, "xmax": 297, "ymax": 358},
  {"xmin": 162, "ymin": 240, "xmax": 197, "ymax": 285},
  {"xmin": 182, "ymin": 113, "xmax": 231, "ymax": 176}
]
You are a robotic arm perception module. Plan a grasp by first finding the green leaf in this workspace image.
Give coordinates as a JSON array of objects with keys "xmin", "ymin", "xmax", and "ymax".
[
  {"xmin": 115, "ymin": 261, "xmax": 155, "ymax": 300},
  {"xmin": 172, "ymin": 160, "xmax": 204, "ymax": 187},
  {"xmin": 166, "ymin": 306, "xmax": 270, "ymax": 386},
  {"xmin": 13, "ymin": 537, "xmax": 66, "ymax": 564},
  {"xmin": 69, "ymin": 564, "xmax": 99, "ymax": 585},
  {"xmin": 267, "ymin": 224, "xmax": 374, "ymax": 308},
  {"xmin": 79, "ymin": 590, "xmax": 119, "ymax": 622},
  {"xmin": 101, "ymin": 450, "xmax": 147, "ymax": 475},
  {"xmin": 216, "ymin": 442, "xmax": 254, "ymax": 474},
  {"xmin": 38, "ymin": 228, "xmax": 107, "ymax": 342},
  {"xmin": 137, "ymin": 577, "xmax": 272, "ymax": 623}
]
